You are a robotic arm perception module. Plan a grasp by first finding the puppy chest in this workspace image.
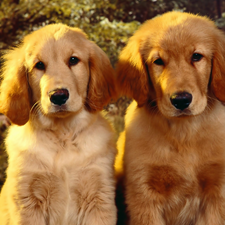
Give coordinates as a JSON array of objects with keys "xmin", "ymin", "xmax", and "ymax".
[
  {"xmin": 148, "ymin": 165, "xmax": 192, "ymax": 198},
  {"xmin": 147, "ymin": 162, "xmax": 225, "ymax": 223},
  {"xmin": 25, "ymin": 161, "xmax": 106, "ymax": 224}
]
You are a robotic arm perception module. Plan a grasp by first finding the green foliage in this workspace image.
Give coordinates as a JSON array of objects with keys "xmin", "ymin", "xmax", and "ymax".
[
  {"xmin": 114, "ymin": 0, "xmax": 185, "ymax": 22},
  {"xmin": 113, "ymin": 0, "xmax": 223, "ymax": 23},
  {"xmin": 184, "ymin": 0, "xmax": 216, "ymax": 19},
  {"xmin": 216, "ymin": 15, "xmax": 225, "ymax": 30}
]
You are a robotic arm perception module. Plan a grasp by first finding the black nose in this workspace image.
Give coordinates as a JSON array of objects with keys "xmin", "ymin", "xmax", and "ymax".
[
  {"xmin": 170, "ymin": 91, "xmax": 192, "ymax": 110},
  {"xmin": 49, "ymin": 89, "xmax": 69, "ymax": 106}
]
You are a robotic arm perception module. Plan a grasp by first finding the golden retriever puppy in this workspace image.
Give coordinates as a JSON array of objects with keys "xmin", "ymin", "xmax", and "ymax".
[
  {"xmin": 116, "ymin": 11, "xmax": 225, "ymax": 225},
  {"xmin": 0, "ymin": 24, "xmax": 117, "ymax": 225}
]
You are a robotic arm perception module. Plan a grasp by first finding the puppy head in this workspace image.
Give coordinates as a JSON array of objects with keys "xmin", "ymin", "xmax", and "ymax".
[
  {"xmin": 0, "ymin": 24, "xmax": 116, "ymax": 125},
  {"xmin": 117, "ymin": 12, "xmax": 225, "ymax": 118}
]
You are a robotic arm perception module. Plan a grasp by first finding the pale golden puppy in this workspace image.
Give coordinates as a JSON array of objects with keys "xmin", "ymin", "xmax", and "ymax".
[
  {"xmin": 116, "ymin": 12, "xmax": 225, "ymax": 224},
  {"xmin": 0, "ymin": 24, "xmax": 117, "ymax": 225}
]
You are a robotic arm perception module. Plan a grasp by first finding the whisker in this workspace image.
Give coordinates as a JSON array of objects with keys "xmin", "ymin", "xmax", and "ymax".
[
  {"xmin": 146, "ymin": 98, "xmax": 159, "ymax": 116},
  {"xmin": 30, "ymin": 101, "xmax": 44, "ymax": 120}
]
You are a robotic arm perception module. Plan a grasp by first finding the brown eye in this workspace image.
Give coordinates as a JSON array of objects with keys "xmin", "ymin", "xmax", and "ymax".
[
  {"xmin": 35, "ymin": 61, "xmax": 45, "ymax": 70},
  {"xmin": 192, "ymin": 53, "xmax": 203, "ymax": 62},
  {"xmin": 69, "ymin": 57, "xmax": 79, "ymax": 66},
  {"xmin": 154, "ymin": 58, "xmax": 164, "ymax": 66}
]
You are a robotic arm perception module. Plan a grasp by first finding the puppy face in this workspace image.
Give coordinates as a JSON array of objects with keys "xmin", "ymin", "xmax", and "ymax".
[
  {"xmin": 117, "ymin": 12, "xmax": 225, "ymax": 118},
  {"xmin": 0, "ymin": 24, "xmax": 116, "ymax": 125},
  {"xmin": 142, "ymin": 20, "xmax": 214, "ymax": 117},
  {"xmin": 27, "ymin": 29, "xmax": 90, "ymax": 117}
]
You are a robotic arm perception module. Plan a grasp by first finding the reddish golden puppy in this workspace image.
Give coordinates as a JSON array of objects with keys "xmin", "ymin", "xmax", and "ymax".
[
  {"xmin": 116, "ymin": 11, "xmax": 225, "ymax": 225},
  {"xmin": 0, "ymin": 24, "xmax": 117, "ymax": 225}
]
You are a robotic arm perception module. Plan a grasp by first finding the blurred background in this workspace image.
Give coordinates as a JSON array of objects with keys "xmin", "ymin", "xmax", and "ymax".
[{"xmin": 0, "ymin": 0, "xmax": 225, "ymax": 189}]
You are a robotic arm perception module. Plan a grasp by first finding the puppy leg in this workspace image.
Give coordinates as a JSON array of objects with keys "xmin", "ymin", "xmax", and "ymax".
[
  {"xmin": 125, "ymin": 164, "xmax": 190, "ymax": 225},
  {"xmin": 196, "ymin": 163, "xmax": 225, "ymax": 224},
  {"xmin": 76, "ymin": 168, "xmax": 117, "ymax": 225},
  {"xmin": 125, "ymin": 172, "xmax": 165, "ymax": 225},
  {"xmin": 18, "ymin": 172, "xmax": 67, "ymax": 225},
  {"xmin": 126, "ymin": 187, "xmax": 165, "ymax": 225},
  {"xmin": 196, "ymin": 203, "xmax": 225, "ymax": 225}
]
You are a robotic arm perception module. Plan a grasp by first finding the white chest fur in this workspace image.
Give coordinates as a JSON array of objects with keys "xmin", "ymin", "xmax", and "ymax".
[{"xmin": 3, "ymin": 111, "xmax": 116, "ymax": 224}]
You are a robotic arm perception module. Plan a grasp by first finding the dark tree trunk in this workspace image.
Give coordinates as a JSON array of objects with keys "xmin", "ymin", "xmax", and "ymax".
[
  {"xmin": 216, "ymin": 0, "xmax": 222, "ymax": 18},
  {"xmin": 9, "ymin": 0, "xmax": 20, "ymax": 3}
]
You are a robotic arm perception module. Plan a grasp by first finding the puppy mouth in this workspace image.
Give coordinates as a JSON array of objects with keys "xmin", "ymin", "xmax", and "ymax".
[
  {"xmin": 52, "ymin": 104, "xmax": 68, "ymax": 113},
  {"xmin": 48, "ymin": 103, "xmax": 83, "ymax": 118},
  {"xmin": 174, "ymin": 109, "xmax": 193, "ymax": 117},
  {"xmin": 47, "ymin": 107, "xmax": 73, "ymax": 119},
  {"xmin": 160, "ymin": 107, "xmax": 193, "ymax": 118}
]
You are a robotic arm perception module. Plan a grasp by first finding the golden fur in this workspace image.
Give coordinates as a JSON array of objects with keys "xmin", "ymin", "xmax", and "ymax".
[
  {"xmin": 0, "ymin": 24, "xmax": 117, "ymax": 225},
  {"xmin": 116, "ymin": 12, "xmax": 225, "ymax": 224}
]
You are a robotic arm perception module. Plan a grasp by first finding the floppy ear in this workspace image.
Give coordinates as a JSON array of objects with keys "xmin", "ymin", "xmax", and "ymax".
[
  {"xmin": 211, "ymin": 29, "xmax": 225, "ymax": 102},
  {"xmin": 116, "ymin": 35, "xmax": 150, "ymax": 106},
  {"xmin": 85, "ymin": 42, "xmax": 117, "ymax": 112},
  {"xmin": 0, "ymin": 48, "xmax": 31, "ymax": 125}
]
